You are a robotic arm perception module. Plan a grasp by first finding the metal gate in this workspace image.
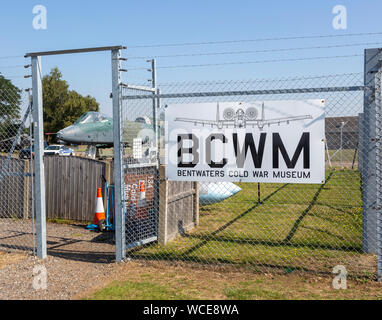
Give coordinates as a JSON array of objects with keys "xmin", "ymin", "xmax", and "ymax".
[{"xmin": 121, "ymin": 60, "xmax": 160, "ymax": 250}]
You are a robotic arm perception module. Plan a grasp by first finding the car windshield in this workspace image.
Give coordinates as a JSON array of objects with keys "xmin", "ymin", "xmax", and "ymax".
[{"xmin": 46, "ymin": 146, "xmax": 60, "ymax": 150}]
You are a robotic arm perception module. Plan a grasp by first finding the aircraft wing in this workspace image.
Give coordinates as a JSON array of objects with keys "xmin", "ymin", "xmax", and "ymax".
[
  {"xmin": 175, "ymin": 117, "xmax": 220, "ymax": 127},
  {"xmin": 175, "ymin": 114, "xmax": 312, "ymax": 128},
  {"xmin": 175, "ymin": 117, "xmax": 243, "ymax": 128},
  {"xmin": 247, "ymin": 115, "xmax": 312, "ymax": 127}
]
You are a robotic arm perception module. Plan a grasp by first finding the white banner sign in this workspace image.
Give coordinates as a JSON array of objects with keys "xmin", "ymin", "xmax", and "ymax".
[{"xmin": 165, "ymin": 99, "xmax": 325, "ymax": 184}]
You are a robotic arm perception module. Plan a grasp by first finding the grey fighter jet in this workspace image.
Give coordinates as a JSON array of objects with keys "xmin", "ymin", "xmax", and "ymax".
[{"xmin": 57, "ymin": 111, "xmax": 153, "ymax": 147}]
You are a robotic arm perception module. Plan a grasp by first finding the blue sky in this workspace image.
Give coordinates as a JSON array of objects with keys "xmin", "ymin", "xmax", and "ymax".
[{"xmin": 1, "ymin": 0, "xmax": 382, "ymax": 115}]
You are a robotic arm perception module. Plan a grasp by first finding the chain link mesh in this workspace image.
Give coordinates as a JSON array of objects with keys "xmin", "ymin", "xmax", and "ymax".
[
  {"xmin": 121, "ymin": 72, "xmax": 379, "ymax": 279},
  {"xmin": 0, "ymin": 85, "xmax": 34, "ymax": 253}
]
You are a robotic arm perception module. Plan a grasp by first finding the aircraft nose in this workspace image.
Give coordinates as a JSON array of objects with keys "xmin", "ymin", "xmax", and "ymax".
[
  {"xmin": 57, "ymin": 127, "xmax": 71, "ymax": 141},
  {"xmin": 56, "ymin": 125, "xmax": 81, "ymax": 143},
  {"xmin": 56, "ymin": 129, "xmax": 67, "ymax": 141}
]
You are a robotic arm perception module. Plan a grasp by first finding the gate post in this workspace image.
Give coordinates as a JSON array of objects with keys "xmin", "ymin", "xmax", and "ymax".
[
  {"xmin": 31, "ymin": 56, "xmax": 47, "ymax": 259},
  {"xmin": 111, "ymin": 48, "xmax": 126, "ymax": 262}
]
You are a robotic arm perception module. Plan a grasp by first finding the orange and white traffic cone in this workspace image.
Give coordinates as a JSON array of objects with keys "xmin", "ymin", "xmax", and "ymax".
[
  {"xmin": 138, "ymin": 180, "xmax": 147, "ymax": 207},
  {"xmin": 93, "ymin": 188, "xmax": 106, "ymax": 230},
  {"xmin": 137, "ymin": 180, "xmax": 148, "ymax": 220}
]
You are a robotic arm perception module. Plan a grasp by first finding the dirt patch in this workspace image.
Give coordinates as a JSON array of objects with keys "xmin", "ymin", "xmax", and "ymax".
[
  {"xmin": 0, "ymin": 221, "xmax": 116, "ymax": 300},
  {"xmin": 0, "ymin": 252, "xmax": 27, "ymax": 269}
]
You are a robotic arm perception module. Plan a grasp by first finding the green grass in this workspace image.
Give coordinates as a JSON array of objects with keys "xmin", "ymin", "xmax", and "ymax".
[
  {"xmin": 224, "ymin": 287, "xmax": 286, "ymax": 300},
  {"xmin": 85, "ymin": 266, "xmax": 382, "ymax": 300},
  {"xmin": 129, "ymin": 169, "xmax": 372, "ymax": 277},
  {"xmin": 326, "ymin": 149, "xmax": 357, "ymax": 164},
  {"xmin": 89, "ymin": 280, "xmax": 191, "ymax": 300}
]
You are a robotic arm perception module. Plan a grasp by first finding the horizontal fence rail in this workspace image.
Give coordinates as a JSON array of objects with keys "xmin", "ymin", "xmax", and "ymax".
[{"xmin": 122, "ymin": 85, "xmax": 365, "ymax": 100}]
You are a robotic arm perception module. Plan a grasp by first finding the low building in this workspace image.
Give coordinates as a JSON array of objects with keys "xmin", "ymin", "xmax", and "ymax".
[{"xmin": 325, "ymin": 116, "xmax": 358, "ymax": 150}]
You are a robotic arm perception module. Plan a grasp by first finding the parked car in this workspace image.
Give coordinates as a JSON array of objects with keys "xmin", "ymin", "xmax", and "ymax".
[
  {"xmin": 44, "ymin": 145, "xmax": 75, "ymax": 156},
  {"xmin": 19, "ymin": 142, "xmax": 49, "ymax": 159}
]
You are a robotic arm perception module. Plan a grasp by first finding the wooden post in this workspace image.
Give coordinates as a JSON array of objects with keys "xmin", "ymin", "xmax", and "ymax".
[
  {"xmin": 158, "ymin": 165, "xmax": 168, "ymax": 245},
  {"xmin": 103, "ymin": 160, "xmax": 111, "ymax": 205},
  {"xmin": 194, "ymin": 182, "xmax": 199, "ymax": 226}
]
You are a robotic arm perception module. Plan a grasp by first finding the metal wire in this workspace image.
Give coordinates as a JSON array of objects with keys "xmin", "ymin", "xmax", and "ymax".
[
  {"xmin": 126, "ymin": 54, "xmax": 363, "ymax": 71},
  {"xmin": 127, "ymin": 42, "xmax": 382, "ymax": 60},
  {"xmin": 127, "ymin": 31, "xmax": 382, "ymax": 49}
]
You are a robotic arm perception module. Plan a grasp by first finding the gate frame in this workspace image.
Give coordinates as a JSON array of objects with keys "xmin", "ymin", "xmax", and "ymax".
[
  {"xmin": 25, "ymin": 46, "xmax": 126, "ymax": 260},
  {"xmin": 120, "ymin": 59, "xmax": 160, "ymax": 257}
]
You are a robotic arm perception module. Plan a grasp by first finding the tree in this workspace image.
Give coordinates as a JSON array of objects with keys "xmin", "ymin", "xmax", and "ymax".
[
  {"xmin": 42, "ymin": 67, "xmax": 99, "ymax": 140},
  {"xmin": 0, "ymin": 74, "xmax": 22, "ymax": 144}
]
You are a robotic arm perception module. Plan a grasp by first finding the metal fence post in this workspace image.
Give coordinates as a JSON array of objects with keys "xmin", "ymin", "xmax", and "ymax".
[
  {"xmin": 362, "ymin": 48, "xmax": 381, "ymax": 254},
  {"xmin": 112, "ymin": 49, "xmax": 126, "ymax": 262},
  {"xmin": 31, "ymin": 55, "xmax": 47, "ymax": 259},
  {"xmin": 375, "ymin": 71, "xmax": 382, "ymax": 281},
  {"xmin": 358, "ymin": 113, "xmax": 364, "ymax": 173}
]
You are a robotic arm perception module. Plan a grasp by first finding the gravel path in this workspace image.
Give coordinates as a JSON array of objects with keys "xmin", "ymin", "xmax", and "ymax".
[{"xmin": 0, "ymin": 222, "xmax": 119, "ymax": 300}]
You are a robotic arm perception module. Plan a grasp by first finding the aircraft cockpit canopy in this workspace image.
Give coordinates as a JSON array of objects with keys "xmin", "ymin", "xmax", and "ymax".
[{"xmin": 74, "ymin": 112, "xmax": 109, "ymax": 124}]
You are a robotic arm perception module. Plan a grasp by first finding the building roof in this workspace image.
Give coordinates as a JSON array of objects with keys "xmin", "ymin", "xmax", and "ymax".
[{"xmin": 325, "ymin": 116, "xmax": 358, "ymax": 133}]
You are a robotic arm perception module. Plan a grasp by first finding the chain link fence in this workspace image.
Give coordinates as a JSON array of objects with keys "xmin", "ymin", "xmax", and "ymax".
[
  {"xmin": 2, "ymin": 63, "xmax": 378, "ymax": 280},
  {"xmin": 0, "ymin": 83, "xmax": 35, "ymax": 254},
  {"xmin": 121, "ymin": 72, "xmax": 382, "ymax": 279}
]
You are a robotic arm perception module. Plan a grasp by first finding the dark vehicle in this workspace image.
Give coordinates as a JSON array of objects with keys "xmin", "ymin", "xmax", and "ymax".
[
  {"xmin": 19, "ymin": 142, "xmax": 49, "ymax": 160},
  {"xmin": 0, "ymin": 134, "xmax": 31, "ymax": 153}
]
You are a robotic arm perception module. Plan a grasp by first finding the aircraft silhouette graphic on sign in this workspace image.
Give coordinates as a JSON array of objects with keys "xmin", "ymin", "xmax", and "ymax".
[{"xmin": 175, "ymin": 102, "xmax": 312, "ymax": 130}]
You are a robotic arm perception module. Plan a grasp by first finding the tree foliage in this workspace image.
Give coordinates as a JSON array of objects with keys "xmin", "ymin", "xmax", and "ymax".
[
  {"xmin": 0, "ymin": 74, "xmax": 22, "ymax": 140},
  {"xmin": 42, "ymin": 67, "xmax": 99, "ymax": 137}
]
